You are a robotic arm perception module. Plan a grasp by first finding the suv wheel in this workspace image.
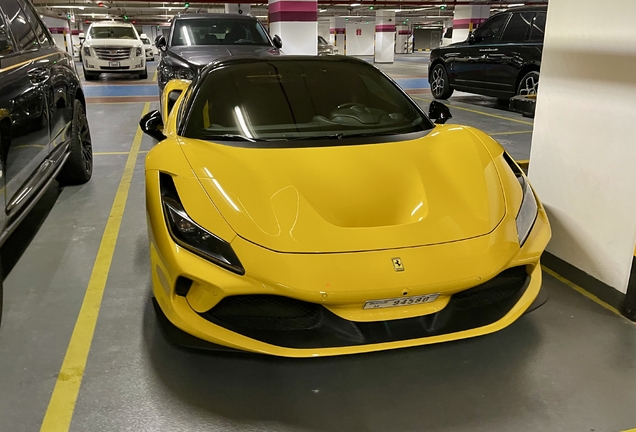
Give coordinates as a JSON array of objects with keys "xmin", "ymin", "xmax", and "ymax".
[
  {"xmin": 139, "ymin": 67, "xmax": 148, "ymax": 80},
  {"xmin": 430, "ymin": 64, "xmax": 454, "ymax": 100},
  {"xmin": 57, "ymin": 99, "xmax": 93, "ymax": 185},
  {"xmin": 518, "ymin": 71, "xmax": 539, "ymax": 96}
]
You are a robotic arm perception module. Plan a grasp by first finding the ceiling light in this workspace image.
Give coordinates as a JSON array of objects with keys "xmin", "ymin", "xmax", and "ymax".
[
  {"xmin": 350, "ymin": 3, "xmax": 361, "ymax": 6},
  {"xmin": 319, "ymin": 8, "xmax": 327, "ymax": 12}
]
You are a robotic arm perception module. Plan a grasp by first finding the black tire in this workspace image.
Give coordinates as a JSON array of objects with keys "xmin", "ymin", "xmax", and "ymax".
[
  {"xmin": 517, "ymin": 71, "xmax": 539, "ymax": 96},
  {"xmin": 0, "ymin": 268, "xmax": 3, "ymax": 327},
  {"xmin": 430, "ymin": 64, "xmax": 454, "ymax": 100},
  {"xmin": 139, "ymin": 67, "xmax": 148, "ymax": 80},
  {"xmin": 57, "ymin": 99, "xmax": 93, "ymax": 185},
  {"xmin": 83, "ymin": 68, "xmax": 98, "ymax": 81}
]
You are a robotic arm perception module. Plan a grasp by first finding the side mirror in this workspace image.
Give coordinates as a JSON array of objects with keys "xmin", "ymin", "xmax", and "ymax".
[
  {"xmin": 155, "ymin": 35, "xmax": 167, "ymax": 51},
  {"xmin": 428, "ymin": 101, "xmax": 452, "ymax": 125},
  {"xmin": 140, "ymin": 110, "xmax": 166, "ymax": 141},
  {"xmin": 272, "ymin": 34, "xmax": 283, "ymax": 49},
  {"xmin": 468, "ymin": 33, "xmax": 476, "ymax": 44}
]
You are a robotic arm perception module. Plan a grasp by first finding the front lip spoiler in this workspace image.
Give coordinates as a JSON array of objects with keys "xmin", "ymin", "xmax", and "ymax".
[{"xmin": 524, "ymin": 282, "xmax": 548, "ymax": 314}]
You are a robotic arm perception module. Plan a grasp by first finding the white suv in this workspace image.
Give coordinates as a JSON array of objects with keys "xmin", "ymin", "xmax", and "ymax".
[{"xmin": 82, "ymin": 21, "xmax": 147, "ymax": 80}]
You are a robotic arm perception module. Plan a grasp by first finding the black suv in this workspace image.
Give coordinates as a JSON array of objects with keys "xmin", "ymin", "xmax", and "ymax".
[
  {"xmin": 155, "ymin": 13, "xmax": 282, "ymax": 95},
  {"xmin": 429, "ymin": 6, "xmax": 546, "ymax": 100},
  {"xmin": 0, "ymin": 0, "xmax": 93, "ymax": 323}
]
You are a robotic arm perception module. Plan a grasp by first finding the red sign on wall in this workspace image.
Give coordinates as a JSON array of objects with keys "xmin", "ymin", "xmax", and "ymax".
[{"xmin": 356, "ymin": 28, "xmax": 362, "ymax": 36}]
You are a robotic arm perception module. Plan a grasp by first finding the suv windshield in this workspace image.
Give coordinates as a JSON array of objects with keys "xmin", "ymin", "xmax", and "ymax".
[
  {"xmin": 184, "ymin": 60, "xmax": 433, "ymax": 143},
  {"xmin": 172, "ymin": 18, "xmax": 270, "ymax": 46},
  {"xmin": 90, "ymin": 26, "xmax": 136, "ymax": 39}
]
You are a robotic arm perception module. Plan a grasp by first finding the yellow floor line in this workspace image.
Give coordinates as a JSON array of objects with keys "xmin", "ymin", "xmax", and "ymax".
[
  {"xmin": 39, "ymin": 102, "xmax": 151, "ymax": 432},
  {"xmin": 412, "ymin": 96, "xmax": 534, "ymax": 126},
  {"xmin": 94, "ymin": 150, "xmax": 149, "ymax": 156},
  {"xmin": 621, "ymin": 428, "xmax": 636, "ymax": 432},
  {"xmin": 489, "ymin": 130, "xmax": 533, "ymax": 136},
  {"xmin": 542, "ymin": 266, "xmax": 634, "ymax": 325},
  {"xmin": 152, "ymin": 69, "xmax": 158, "ymax": 82}
]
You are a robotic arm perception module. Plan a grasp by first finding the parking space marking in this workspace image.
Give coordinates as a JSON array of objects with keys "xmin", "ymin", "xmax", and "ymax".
[
  {"xmin": 411, "ymin": 96, "xmax": 534, "ymax": 126},
  {"xmin": 39, "ymin": 102, "xmax": 151, "ymax": 432},
  {"xmin": 93, "ymin": 150, "xmax": 149, "ymax": 156},
  {"xmin": 489, "ymin": 130, "xmax": 533, "ymax": 136},
  {"xmin": 542, "ymin": 266, "xmax": 635, "ymax": 325},
  {"xmin": 152, "ymin": 69, "xmax": 158, "ymax": 82}
]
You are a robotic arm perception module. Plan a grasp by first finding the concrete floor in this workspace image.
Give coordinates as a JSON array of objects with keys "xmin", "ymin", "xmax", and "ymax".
[{"xmin": 1, "ymin": 56, "xmax": 635, "ymax": 432}]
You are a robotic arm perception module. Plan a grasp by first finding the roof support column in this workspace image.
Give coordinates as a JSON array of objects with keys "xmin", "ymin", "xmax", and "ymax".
[
  {"xmin": 268, "ymin": 0, "xmax": 317, "ymax": 55},
  {"xmin": 452, "ymin": 5, "xmax": 490, "ymax": 43},
  {"xmin": 374, "ymin": 10, "xmax": 395, "ymax": 64}
]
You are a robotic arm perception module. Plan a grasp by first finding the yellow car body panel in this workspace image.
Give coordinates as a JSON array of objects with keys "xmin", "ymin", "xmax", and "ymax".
[{"xmin": 145, "ymin": 78, "xmax": 551, "ymax": 357}]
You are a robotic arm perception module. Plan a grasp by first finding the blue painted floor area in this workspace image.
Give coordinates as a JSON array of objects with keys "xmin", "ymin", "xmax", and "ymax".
[
  {"xmin": 83, "ymin": 85, "xmax": 159, "ymax": 97},
  {"xmin": 394, "ymin": 78, "xmax": 429, "ymax": 89}
]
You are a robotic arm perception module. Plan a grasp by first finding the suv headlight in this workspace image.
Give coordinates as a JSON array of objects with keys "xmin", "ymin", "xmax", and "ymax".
[
  {"xmin": 159, "ymin": 64, "xmax": 194, "ymax": 84},
  {"xmin": 160, "ymin": 174, "xmax": 244, "ymax": 275},
  {"xmin": 136, "ymin": 47, "xmax": 142, "ymax": 56},
  {"xmin": 83, "ymin": 46, "xmax": 90, "ymax": 56},
  {"xmin": 516, "ymin": 177, "xmax": 538, "ymax": 246}
]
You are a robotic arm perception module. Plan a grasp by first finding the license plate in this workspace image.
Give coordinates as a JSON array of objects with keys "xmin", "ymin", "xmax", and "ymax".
[
  {"xmin": 363, "ymin": 293, "xmax": 440, "ymax": 310},
  {"xmin": 109, "ymin": 61, "xmax": 120, "ymax": 67}
]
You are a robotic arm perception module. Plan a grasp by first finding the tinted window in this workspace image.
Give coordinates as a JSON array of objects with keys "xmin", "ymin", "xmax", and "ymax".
[
  {"xmin": 500, "ymin": 12, "xmax": 533, "ymax": 43},
  {"xmin": 140, "ymin": 37, "xmax": 151, "ymax": 44},
  {"xmin": 528, "ymin": 12, "xmax": 546, "ymax": 42},
  {"xmin": 172, "ymin": 18, "xmax": 270, "ymax": 46},
  {"xmin": 18, "ymin": 0, "xmax": 51, "ymax": 47},
  {"xmin": 185, "ymin": 60, "xmax": 432, "ymax": 143},
  {"xmin": 2, "ymin": 1, "xmax": 38, "ymax": 50},
  {"xmin": 89, "ymin": 26, "xmax": 137, "ymax": 39},
  {"xmin": 0, "ymin": 12, "xmax": 14, "ymax": 55},
  {"xmin": 318, "ymin": 36, "xmax": 327, "ymax": 44},
  {"xmin": 473, "ymin": 14, "xmax": 508, "ymax": 44}
]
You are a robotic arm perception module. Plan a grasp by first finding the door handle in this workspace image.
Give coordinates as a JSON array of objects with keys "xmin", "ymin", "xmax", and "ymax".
[
  {"xmin": 479, "ymin": 48, "xmax": 499, "ymax": 52},
  {"xmin": 28, "ymin": 67, "xmax": 50, "ymax": 84}
]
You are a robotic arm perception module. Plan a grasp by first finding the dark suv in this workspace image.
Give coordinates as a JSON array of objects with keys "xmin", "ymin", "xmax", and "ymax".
[
  {"xmin": 155, "ymin": 13, "xmax": 282, "ymax": 94},
  {"xmin": 0, "ymin": 0, "xmax": 93, "ymax": 323},
  {"xmin": 429, "ymin": 6, "xmax": 546, "ymax": 100}
]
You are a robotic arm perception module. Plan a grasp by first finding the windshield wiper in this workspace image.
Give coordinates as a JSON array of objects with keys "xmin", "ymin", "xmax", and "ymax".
[{"xmin": 201, "ymin": 134, "xmax": 256, "ymax": 142}]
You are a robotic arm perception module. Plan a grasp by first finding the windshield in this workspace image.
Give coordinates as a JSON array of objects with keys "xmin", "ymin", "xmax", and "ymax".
[
  {"xmin": 89, "ymin": 26, "xmax": 137, "ymax": 39},
  {"xmin": 140, "ymin": 37, "xmax": 151, "ymax": 45},
  {"xmin": 172, "ymin": 18, "xmax": 270, "ymax": 46},
  {"xmin": 184, "ymin": 60, "xmax": 433, "ymax": 144}
]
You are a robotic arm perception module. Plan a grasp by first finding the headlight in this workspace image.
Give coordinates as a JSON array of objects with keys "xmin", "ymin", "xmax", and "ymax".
[
  {"xmin": 160, "ymin": 175, "xmax": 244, "ymax": 275},
  {"xmin": 83, "ymin": 46, "xmax": 90, "ymax": 56},
  {"xmin": 516, "ymin": 177, "xmax": 538, "ymax": 246},
  {"xmin": 174, "ymin": 68, "xmax": 194, "ymax": 80},
  {"xmin": 136, "ymin": 47, "xmax": 142, "ymax": 56}
]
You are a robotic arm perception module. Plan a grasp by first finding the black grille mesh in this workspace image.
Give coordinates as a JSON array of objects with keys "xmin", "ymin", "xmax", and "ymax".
[{"xmin": 201, "ymin": 266, "xmax": 531, "ymax": 349}]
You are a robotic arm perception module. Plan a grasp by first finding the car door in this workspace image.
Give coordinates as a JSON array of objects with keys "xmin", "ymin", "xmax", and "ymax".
[
  {"xmin": 481, "ymin": 11, "xmax": 535, "ymax": 97},
  {"xmin": 447, "ymin": 13, "xmax": 509, "ymax": 92},
  {"xmin": 19, "ymin": 0, "xmax": 69, "ymax": 161},
  {"xmin": 0, "ymin": 1, "xmax": 51, "ymax": 217}
]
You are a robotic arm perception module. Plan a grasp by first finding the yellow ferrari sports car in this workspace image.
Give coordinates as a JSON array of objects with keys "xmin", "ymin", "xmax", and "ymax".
[{"xmin": 140, "ymin": 56, "xmax": 550, "ymax": 358}]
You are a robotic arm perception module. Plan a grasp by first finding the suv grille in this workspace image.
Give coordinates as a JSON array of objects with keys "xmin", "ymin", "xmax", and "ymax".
[{"xmin": 94, "ymin": 47, "xmax": 131, "ymax": 61}]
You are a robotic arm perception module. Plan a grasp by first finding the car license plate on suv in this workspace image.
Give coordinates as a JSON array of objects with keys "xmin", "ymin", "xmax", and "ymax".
[
  {"xmin": 363, "ymin": 293, "xmax": 440, "ymax": 310},
  {"xmin": 109, "ymin": 61, "xmax": 120, "ymax": 67}
]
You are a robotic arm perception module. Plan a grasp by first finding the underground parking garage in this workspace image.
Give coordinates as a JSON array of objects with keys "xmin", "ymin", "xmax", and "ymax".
[{"xmin": 0, "ymin": 0, "xmax": 635, "ymax": 431}]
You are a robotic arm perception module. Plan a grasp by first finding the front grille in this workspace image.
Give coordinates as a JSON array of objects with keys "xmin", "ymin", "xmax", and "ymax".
[
  {"xmin": 201, "ymin": 266, "xmax": 531, "ymax": 349},
  {"xmin": 94, "ymin": 46, "xmax": 131, "ymax": 61},
  {"xmin": 100, "ymin": 66, "xmax": 130, "ymax": 70}
]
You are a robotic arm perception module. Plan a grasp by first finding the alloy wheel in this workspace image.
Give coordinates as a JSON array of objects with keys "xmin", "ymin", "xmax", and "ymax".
[
  {"xmin": 78, "ymin": 108, "xmax": 93, "ymax": 174},
  {"xmin": 520, "ymin": 74, "xmax": 539, "ymax": 95},
  {"xmin": 431, "ymin": 67, "xmax": 445, "ymax": 98}
]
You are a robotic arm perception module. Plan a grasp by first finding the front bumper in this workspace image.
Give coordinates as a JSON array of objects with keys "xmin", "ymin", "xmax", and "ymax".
[
  {"xmin": 83, "ymin": 57, "xmax": 145, "ymax": 72},
  {"xmin": 147, "ymin": 171, "xmax": 551, "ymax": 357}
]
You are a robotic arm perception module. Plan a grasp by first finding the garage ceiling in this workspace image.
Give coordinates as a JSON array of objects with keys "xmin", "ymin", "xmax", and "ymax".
[{"xmin": 33, "ymin": 0, "xmax": 548, "ymax": 26}]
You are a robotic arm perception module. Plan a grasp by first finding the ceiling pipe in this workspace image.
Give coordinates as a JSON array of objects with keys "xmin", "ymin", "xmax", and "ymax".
[{"xmin": 107, "ymin": 0, "xmax": 547, "ymax": 4}]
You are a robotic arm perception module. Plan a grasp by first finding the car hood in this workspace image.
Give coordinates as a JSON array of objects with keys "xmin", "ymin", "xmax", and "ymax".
[
  {"xmin": 168, "ymin": 45, "xmax": 279, "ymax": 66},
  {"xmin": 179, "ymin": 126, "xmax": 506, "ymax": 253}
]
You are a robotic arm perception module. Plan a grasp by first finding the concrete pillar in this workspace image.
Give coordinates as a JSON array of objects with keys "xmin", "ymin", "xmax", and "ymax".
[
  {"xmin": 395, "ymin": 25, "xmax": 411, "ymax": 53},
  {"xmin": 42, "ymin": 16, "xmax": 72, "ymax": 54},
  {"xmin": 452, "ymin": 5, "xmax": 489, "ymax": 44},
  {"xmin": 329, "ymin": 17, "xmax": 345, "ymax": 50},
  {"xmin": 268, "ymin": 0, "xmax": 317, "ymax": 54},
  {"xmin": 225, "ymin": 4, "xmax": 251, "ymax": 15},
  {"xmin": 374, "ymin": 10, "xmax": 395, "ymax": 63},
  {"xmin": 529, "ymin": 0, "xmax": 636, "ymax": 314}
]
